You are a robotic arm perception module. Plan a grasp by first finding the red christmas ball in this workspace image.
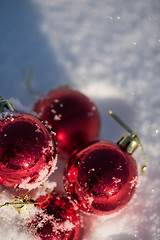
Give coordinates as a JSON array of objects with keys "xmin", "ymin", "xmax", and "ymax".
[
  {"xmin": 64, "ymin": 141, "xmax": 138, "ymax": 215},
  {"xmin": 29, "ymin": 192, "xmax": 82, "ymax": 240},
  {"xmin": 34, "ymin": 88, "xmax": 100, "ymax": 153},
  {"xmin": 0, "ymin": 112, "xmax": 57, "ymax": 189}
]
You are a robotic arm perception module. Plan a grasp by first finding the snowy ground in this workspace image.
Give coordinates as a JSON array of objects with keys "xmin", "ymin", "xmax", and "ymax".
[{"xmin": 0, "ymin": 0, "xmax": 160, "ymax": 239}]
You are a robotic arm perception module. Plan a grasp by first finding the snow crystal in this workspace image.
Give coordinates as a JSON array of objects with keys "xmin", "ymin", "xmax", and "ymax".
[
  {"xmin": 0, "ymin": 111, "xmax": 21, "ymax": 121},
  {"xmin": 112, "ymin": 177, "xmax": 122, "ymax": 185},
  {"xmin": 129, "ymin": 177, "xmax": 138, "ymax": 189},
  {"xmin": 54, "ymin": 114, "xmax": 62, "ymax": 121},
  {"xmin": 92, "ymin": 106, "xmax": 96, "ymax": 111},
  {"xmin": 54, "ymin": 99, "xmax": 59, "ymax": 103},
  {"xmin": 42, "ymin": 180, "xmax": 57, "ymax": 192},
  {"xmin": 61, "ymin": 220, "xmax": 75, "ymax": 231},
  {"xmin": 35, "ymin": 123, "xmax": 42, "ymax": 133},
  {"xmin": 51, "ymin": 108, "xmax": 57, "ymax": 114},
  {"xmin": 88, "ymin": 168, "xmax": 95, "ymax": 173}
]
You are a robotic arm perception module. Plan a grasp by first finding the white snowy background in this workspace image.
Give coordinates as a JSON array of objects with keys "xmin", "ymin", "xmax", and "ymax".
[{"xmin": 0, "ymin": 0, "xmax": 160, "ymax": 239}]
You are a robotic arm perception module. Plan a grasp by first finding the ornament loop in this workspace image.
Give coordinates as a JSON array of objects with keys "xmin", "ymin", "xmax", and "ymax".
[
  {"xmin": 22, "ymin": 67, "xmax": 44, "ymax": 96},
  {"xmin": 108, "ymin": 110, "xmax": 147, "ymax": 175},
  {"xmin": 0, "ymin": 186, "xmax": 50, "ymax": 213}
]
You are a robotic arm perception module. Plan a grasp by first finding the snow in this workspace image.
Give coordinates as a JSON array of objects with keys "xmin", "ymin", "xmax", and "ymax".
[{"xmin": 0, "ymin": 0, "xmax": 160, "ymax": 239}]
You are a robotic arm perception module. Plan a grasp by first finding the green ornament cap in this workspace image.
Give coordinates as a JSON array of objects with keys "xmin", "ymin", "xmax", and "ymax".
[{"xmin": 0, "ymin": 96, "xmax": 14, "ymax": 113}]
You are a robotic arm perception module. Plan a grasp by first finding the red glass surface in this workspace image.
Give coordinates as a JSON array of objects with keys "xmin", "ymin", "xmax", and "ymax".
[
  {"xmin": 0, "ymin": 112, "xmax": 57, "ymax": 188},
  {"xmin": 64, "ymin": 141, "xmax": 138, "ymax": 215},
  {"xmin": 34, "ymin": 88, "xmax": 100, "ymax": 153},
  {"xmin": 29, "ymin": 192, "xmax": 81, "ymax": 240}
]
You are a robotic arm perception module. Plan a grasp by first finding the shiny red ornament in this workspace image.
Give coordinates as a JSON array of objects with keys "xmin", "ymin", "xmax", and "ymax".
[
  {"xmin": 0, "ymin": 110, "xmax": 57, "ymax": 189},
  {"xmin": 34, "ymin": 88, "xmax": 100, "ymax": 153},
  {"xmin": 64, "ymin": 111, "xmax": 147, "ymax": 216},
  {"xmin": 64, "ymin": 140, "xmax": 138, "ymax": 215},
  {"xmin": 29, "ymin": 192, "xmax": 82, "ymax": 240}
]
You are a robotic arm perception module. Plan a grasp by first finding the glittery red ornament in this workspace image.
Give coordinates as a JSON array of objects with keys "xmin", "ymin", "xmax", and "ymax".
[
  {"xmin": 0, "ymin": 98, "xmax": 57, "ymax": 188},
  {"xmin": 64, "ymin": 111, "xmax": 147, "ymax": 215},
  {"xmin": 34, "ymin": 88, "xmax": 100, "ymax": 153},
  {"xmin": 64, "ymin": 140, "xmax": 138, "ymax": 215},
  {"xmin": 29, "ymin": 192, "xmax": 82, "ymax": 240}
]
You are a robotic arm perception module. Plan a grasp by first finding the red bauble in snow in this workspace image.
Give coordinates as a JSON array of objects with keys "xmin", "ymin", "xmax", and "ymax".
[
  {"xmin": 34, "ymin": 88, "xmax": 100, "ymax": 153},
  {"xmin": 29, "ymin": 192, "xmax": 82, "ymax": 240},
  {"xmin": 64, "ymin": 111, "xmax": 146, "ymax": 215},
  {"xmin": 0, "ymin": 98, "xmax": 57, "ymax": 189},
  {"xmin": 64, "ymin": 141, "xmax": 138, "ymax": 215}
]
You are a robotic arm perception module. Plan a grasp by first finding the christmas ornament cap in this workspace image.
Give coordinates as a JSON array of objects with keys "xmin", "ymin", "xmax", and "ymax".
[
  {"xmin": 0, "ymin": 96, "xmax": 14, "ymax": 112},
  {"xmin": 108, "ymin": 110, "xmax": 147, "ymax": 174}
]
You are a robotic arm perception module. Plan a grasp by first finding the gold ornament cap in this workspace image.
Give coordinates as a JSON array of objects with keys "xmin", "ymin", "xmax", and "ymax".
[{"xmin": 108, "ymin": 110, "xmax": 147, "ymax": 175}]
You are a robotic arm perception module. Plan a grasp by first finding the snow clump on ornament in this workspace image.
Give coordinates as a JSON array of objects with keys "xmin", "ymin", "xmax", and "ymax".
[{"xmin": 29, "ymin": 191, "xmax": 82, "ymax": 240}]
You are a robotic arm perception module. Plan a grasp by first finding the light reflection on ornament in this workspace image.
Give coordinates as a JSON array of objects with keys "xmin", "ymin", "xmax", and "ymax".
[{"xmin": 57, "ymin": 132, "xmax": 66, "ymax": 142}]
